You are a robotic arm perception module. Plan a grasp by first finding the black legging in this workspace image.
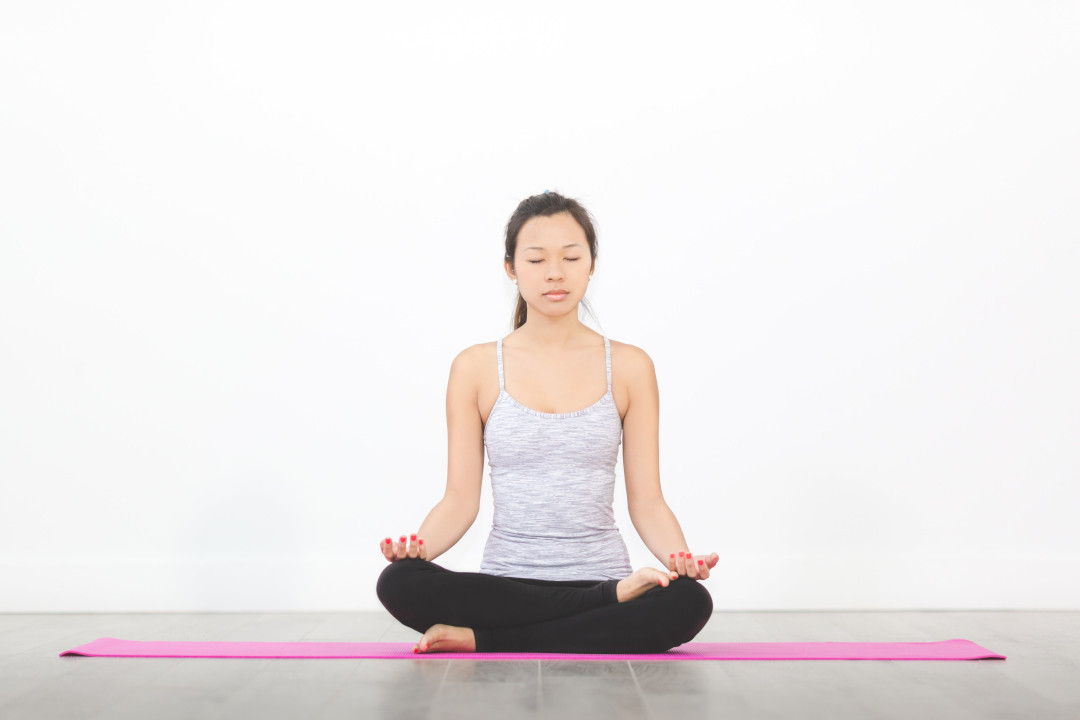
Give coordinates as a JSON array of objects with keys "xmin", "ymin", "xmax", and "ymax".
[{"xmin": 376, "ymin": 558, "xmax": 713, "ymax": 653}]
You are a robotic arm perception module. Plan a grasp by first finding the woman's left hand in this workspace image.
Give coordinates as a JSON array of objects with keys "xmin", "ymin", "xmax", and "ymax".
[{"xmin": 668, "ymin": 551, "xmax": 719, "ymax": 580}]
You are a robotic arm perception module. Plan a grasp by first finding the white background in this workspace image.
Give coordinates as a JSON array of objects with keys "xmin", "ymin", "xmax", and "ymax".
[{"xmin": 1, "ymin": 1, "xmax": 1077, "ymax": 611}]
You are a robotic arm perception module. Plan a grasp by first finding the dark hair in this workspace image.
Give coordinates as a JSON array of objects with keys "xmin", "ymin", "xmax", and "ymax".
[{"xmin": 503, "ymin": 190, "xmax": 602, "ymax": 331}]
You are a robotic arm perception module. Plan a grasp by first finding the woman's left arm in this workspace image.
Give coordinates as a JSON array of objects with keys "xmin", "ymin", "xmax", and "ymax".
[{"xmin": 621, "ymin": 345, "xmax": 718, "ymax": 579}]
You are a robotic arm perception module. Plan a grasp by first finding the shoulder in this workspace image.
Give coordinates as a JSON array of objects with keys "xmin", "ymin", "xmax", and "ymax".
[
  {"xmin": 444, "ymin": 344, "xmax": 493, "ymax": 412},
  {"xmin": 609, "ymin": 339, "xmax": 658, "ymax": 396},
  {"xmin": 447, "ymin": 342, "xmax": 501, "ymax": 391},
  {"xmin": 450, "ymin": 342, "xmax": 493, "ymax": 375},
  {"xmin": 610, "ymin": 339, "xmax": 655, "ymax": 373}
]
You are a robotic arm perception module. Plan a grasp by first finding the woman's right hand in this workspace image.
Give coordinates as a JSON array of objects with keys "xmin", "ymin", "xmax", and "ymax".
[{"xmin": 380, "ymin": 534, "xmax": 428, "ymax": 562}]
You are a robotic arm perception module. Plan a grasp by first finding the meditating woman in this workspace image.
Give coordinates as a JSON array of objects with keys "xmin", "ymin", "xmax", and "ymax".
[{"xmin": 376, "ymin": 190, "xmax": 717, "ymax": 654}]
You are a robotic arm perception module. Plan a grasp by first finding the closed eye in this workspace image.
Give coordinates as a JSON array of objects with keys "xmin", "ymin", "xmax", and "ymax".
[{"xmin": 528, "ymin": 258, "xmax": 581, "ymax": 264}]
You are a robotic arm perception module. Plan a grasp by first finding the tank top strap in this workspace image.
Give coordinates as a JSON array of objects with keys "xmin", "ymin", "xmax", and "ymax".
[
  {"xmin": 497, "ymin": 336, "xmax": 505, "ymax": 392},
  {"xmin": 498, "ymin": 334, "xmax": 608, "ymax": 394},
  {"xmin": 604, "ymin": 335, "xmax": 611, "ymax": 394}
]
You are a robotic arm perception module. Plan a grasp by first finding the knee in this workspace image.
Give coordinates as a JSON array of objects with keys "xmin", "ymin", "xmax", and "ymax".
[
  {"xmin": 375, "ymin": 558, "xmax": 426, "ymax": 610},
  {"xmin": 632, "ymin": 579, "xmax": 713, "ymax": 653},
  {"xmin": 679, "ymin": 578, "xmax": 713, "ymax": 622},
  {"xmin": 668, "ymin": 578, "xmax": 713, "ymax": 638}
]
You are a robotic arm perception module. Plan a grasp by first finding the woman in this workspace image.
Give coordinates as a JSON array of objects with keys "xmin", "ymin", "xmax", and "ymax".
[{"xmin": 377, "ymin": 190, "xmax": 718, "ymax": 654}]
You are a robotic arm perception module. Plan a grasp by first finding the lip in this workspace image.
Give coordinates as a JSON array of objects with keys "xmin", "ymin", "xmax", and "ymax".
[
  {"xmin": 543, "ymin": 291, "xmax": 568, "ymax": 300},
  {"xmin": 543, "ymin": 290, "xmax": 568, "ymax": 295}
]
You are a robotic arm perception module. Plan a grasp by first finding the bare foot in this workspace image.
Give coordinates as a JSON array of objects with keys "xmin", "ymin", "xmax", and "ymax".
[
  {"xmin": 414, "ymin": 624, "xmax": 476, "ymax": 653},
  {"xmin": 616, "ymin": 567, "xmax": 676, "ymax": 602}
]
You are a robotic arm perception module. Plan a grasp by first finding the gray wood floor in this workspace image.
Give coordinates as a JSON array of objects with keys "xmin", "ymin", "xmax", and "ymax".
[{"xmin": 1, "ymin": 610, "xmax": 1076, "ymax": 719}]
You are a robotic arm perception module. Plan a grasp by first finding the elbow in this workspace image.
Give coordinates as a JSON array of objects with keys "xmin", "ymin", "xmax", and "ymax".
[
  {"xmin": 460, "ymin": 491, "xmax": 481, "ymax": 520},
  {"xmin": 628, "ymin": 494, "xmax": 667, "ymax": 520},
  {"xmin": 444, "ymin": 489, "xmax": 480, "ymax": 523}
]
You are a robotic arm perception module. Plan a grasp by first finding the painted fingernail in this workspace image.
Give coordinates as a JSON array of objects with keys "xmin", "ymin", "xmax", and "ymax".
[
  {"xmin": 669, "ymin": 553, "xmax": 675, "ymax": 559},
  {"xmin": 678, "ymin": 552, "xmax": 685, "ymax": 558},
  {"xmin": 698, "ymin": 559, "xmax": 704, "ymax": 566},
  {"xmin": 419, "ymin": 539, "xmax": 424, "ymax": 545},
  {"xmin": 411, "ymin": 535, "xmax": 417, "ymax": 541},
  {"xmin": 385, "ymin": 538, "xmax": 391, "ymax": 544},
  {"xmin": 400, "ymin": 536, "xmax": 406, "ymax": 542}
]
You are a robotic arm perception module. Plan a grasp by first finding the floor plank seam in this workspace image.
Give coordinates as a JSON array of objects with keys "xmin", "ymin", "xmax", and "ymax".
[
  {"xmin": 423, "ymin": 658, "xmax": 453, "ymax": 720},
  {"xmin": 536, "ymin": 660, "xmax": 544, "ymax": 720},
  {"xmin": 626, "ymin": 659, "xmax": 655, "ymax": 720}
]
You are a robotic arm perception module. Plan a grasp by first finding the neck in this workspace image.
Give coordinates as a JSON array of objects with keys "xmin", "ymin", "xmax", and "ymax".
[{"xmin": 515, "ymin": 316, "xmax": 593, "ymax": 352}]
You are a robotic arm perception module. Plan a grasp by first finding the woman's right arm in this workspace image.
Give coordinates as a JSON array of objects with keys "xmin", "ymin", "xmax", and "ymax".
[{"xmin": 382, "ymin": 346, "xmax": 484, "ymax": 562}]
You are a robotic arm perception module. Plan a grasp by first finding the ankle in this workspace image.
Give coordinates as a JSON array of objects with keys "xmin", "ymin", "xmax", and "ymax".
[{"xmin": 606, "ymin": 578, "xmax": 622, "ymax": 604}]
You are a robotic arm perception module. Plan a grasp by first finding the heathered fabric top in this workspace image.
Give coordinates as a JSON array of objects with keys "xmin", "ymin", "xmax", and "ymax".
[{"xmin": 480, "ymin": 334, "xmax": 633, "ymax": 581}]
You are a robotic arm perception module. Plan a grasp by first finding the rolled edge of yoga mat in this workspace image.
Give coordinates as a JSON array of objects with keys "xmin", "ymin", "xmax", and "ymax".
[{"xmin": 59, "ymin": 638, "xmax": 1007, "ymax": 661}]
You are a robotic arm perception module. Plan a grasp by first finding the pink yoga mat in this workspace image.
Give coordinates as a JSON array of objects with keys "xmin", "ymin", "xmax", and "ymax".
[{"xmin": 60, "ymin": 638, "xmax": 1005, "ymax": 661}]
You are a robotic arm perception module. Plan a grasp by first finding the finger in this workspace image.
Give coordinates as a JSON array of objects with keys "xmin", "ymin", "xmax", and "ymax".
[
  {"xmin": 381, "ymin": 537, "xmax": 394, "ymax": 561},
  {"xmin": 696, "ymin": 557, "xmax": 709, "ymax": 580},
  {"xmin": 407, "ymin": 534, "xmax": 419, "ymax": 558},
  {"xmin": 668, "ymin": 553, "xmax": 676, "ymax": 573},
  {"xmin": 396, "ymin": 536, "xmax": 407, "ymax": 560},
  {"xmin": 418, "ymin": 537, "xmax": 427, "ymax": 560},
  {"xmin": 676, "ymin": 551, "xmax": 687, "ymax": 576},
  {"xmin": 686, "ymin": 553, "xmax": 699, "ymax": 579},
  {"xmin": 706, "ymin": 552, "xmax": 720, "ymax": 569},
  {"xmin": 655, "ymin": 568, "xmax": 670, "ymax": 587}
]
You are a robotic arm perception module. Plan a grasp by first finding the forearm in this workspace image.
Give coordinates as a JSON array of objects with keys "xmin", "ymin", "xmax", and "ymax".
[
  {"xmin": 629, "ymin": 500, "xmax": 691, "ymax": 566},
  {"xmin": 415, "ymin": 491, "xmax": 479, "ymax": 561}
]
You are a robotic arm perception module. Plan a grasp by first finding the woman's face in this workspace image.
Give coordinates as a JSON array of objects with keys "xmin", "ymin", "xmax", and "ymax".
[{"xmin": 508, "ymin": 211, "xmax": 593, "ymax": 315}]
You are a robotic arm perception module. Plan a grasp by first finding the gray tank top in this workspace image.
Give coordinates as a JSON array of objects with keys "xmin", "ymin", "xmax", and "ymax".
[{"xmin": 480, "ymin": 334, "xmax": 633, "ymax": 581}]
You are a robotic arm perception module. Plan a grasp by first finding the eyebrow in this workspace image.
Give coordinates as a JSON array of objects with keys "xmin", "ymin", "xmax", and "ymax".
[{"xmin": 523, "ymin": 243, "xmax": 584, "ymax": 251}]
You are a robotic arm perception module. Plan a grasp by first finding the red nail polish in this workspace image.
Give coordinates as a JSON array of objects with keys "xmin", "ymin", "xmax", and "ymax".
[
  {"xmin": 400, "ymin": 536, "xmax": 406, "ymax": 542},
  {"xmin": 385, "ymin": 538, "xmax": 392, "ymax": 544},
  {"xmin": 678, "ymin": 552, "xmax": 684, "ymax": 558},
  {"xmin": 419, "ymin": 539, "xmax": 424, "ymax": 545},
  {"xmin": 669, "ymin": 553, "xmax": 675, "ymax": 558},
  {"xmin": 698, "ymin": 559, "xmax": 704, "ymax": 565},
  {"xmin": 411, "ymin": 534, "xmax": 417, "ymax": 541}
]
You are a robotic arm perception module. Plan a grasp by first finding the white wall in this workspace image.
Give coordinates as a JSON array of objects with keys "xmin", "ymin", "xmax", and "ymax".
[{"xmin": 1, "ymin": 1, "xmax": 1077, "ymax": 612}]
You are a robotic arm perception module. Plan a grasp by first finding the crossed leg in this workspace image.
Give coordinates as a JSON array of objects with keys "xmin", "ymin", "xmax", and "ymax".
[{"xmin": 376, "ymin": 558, "xmax": 713, "ymax": 653}]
